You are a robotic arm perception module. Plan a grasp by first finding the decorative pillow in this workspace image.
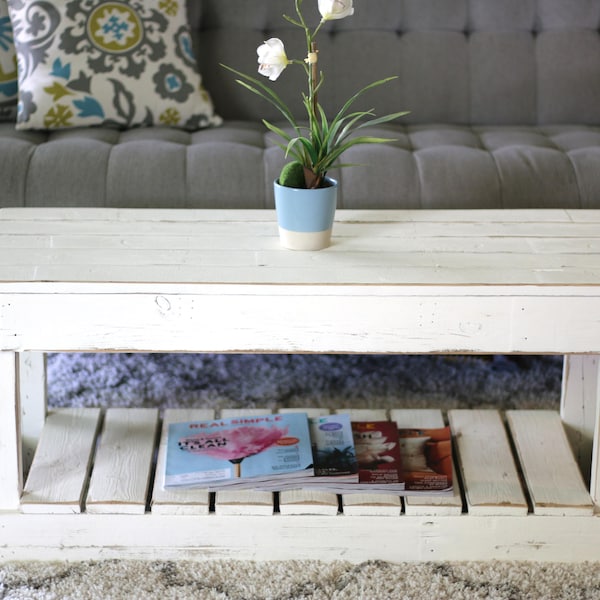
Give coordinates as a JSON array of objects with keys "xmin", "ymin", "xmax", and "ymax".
[
  {"xmin": 0, "ymin": 0, "xmax": 18, "ymax": 120},
  {"xmin": 7, "ymin": 0, "xmax": 221, "ymax": 130}
]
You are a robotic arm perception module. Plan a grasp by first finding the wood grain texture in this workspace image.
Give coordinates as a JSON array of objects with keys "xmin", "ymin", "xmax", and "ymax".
[
  {"xmin": 21, "ymin": 408, "xmax": 101, "ymax": 514},
  {"xmin": 506, "ymin": 410, "xmax": 594, "ymax": 516},
  {"xmin": 86, "ymin": 408, "xmax": 158, "ymax": 514},
  {"xmin": 448, "ymin": 410, "xmax": 528, "ymax": 516}
]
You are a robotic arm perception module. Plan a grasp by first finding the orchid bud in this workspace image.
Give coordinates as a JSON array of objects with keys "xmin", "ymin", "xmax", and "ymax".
[
  {"xmin": 257, "ymin": 38, "xmax": 289, "ymax": 81},
  {"xmin": 318, "ymin": 0, "xmax": 354, "ymax": 21}
]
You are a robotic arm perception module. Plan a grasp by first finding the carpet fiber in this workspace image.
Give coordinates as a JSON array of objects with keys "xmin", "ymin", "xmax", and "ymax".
[
  {"xmin": 2, "ymin": 558, "xmax": 600, "ymax": 599},
  {"xmin": 3, "ymin": 353, "xmax": 598, "ymax": 600},
  {"xmin": 46, "ymin": 353, "xmax": 563, "ymax": 412}
]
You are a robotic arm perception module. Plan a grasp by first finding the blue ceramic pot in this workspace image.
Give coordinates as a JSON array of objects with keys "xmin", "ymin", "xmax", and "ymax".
[{"xmin": 274, "ymin": 178, "xmax": 338, "ymax": 250}]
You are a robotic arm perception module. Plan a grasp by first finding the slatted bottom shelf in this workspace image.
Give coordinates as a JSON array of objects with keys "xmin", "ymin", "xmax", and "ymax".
[{"xmin": 3, "ymin": 407, "xmax": 598, "ymax": 563}]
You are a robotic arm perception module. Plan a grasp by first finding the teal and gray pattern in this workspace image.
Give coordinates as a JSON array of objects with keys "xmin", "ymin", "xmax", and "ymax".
[
  {"xmin": 7, "ymin": 0, "xmax": 221, "ymax": 129},
  {"xmin": 0, "ymin": 0, "xmax": 18, "ymax": 120}
]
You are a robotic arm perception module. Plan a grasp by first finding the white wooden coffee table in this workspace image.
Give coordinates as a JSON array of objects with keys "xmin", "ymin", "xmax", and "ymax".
[{"xmin": 1, "ymin": 208, "xmax": 599, "ymax": 562}]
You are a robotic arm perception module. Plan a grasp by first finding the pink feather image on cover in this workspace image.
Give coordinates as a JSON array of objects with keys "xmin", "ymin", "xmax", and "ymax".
[{"xmin": 178, "ymin": 425, "xmax": 288, "ymax": 477}]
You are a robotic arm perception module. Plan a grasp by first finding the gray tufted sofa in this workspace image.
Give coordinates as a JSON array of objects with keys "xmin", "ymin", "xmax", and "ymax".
[{"xmin": 1, "ymin": 0, "xmax": 600, "ymax": 210}]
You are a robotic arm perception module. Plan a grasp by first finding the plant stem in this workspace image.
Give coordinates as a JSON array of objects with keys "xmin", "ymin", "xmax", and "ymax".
[{"xmin": 311, "ymin": 41, "xmax": 318, "ymax": 118}]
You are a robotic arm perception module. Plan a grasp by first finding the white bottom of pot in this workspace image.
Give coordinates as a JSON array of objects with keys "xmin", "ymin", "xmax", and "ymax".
[{"xmin": 278, "ymin": 227, "xmax": 332, "ymax": 251}]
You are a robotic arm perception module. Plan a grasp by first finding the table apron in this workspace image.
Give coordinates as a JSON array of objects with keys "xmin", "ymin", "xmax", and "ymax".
[{"xmin": 2, "ymin": 290, "xmax": 600, "ymax": 353}]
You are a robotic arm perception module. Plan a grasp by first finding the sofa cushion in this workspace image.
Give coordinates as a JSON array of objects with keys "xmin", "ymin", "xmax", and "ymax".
[
  {"xmin": 0, "ymin": 0, "xmax": 17, "ymax": 120},
  {"xmin": 8, "ymin": 0, "xmax": 221, "ymax": 130},
  {"xmin": 2, "ymin": 121, "xmax": 598, "ymax": 209}
]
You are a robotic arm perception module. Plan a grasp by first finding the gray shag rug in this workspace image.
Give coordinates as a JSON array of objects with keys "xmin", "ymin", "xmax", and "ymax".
[
  {"xmin": 4, "ymin": 353, "xmax": 598, "ymax": 600},
  {"xmin": 45, "ymin": 353, "xmax": 563, "ymax": 412}
]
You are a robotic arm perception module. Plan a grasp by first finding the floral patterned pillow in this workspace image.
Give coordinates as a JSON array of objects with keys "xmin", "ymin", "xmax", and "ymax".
[
  {"xmin": 0, "ymin": 0, "xmax": 18, "ymax": 121},
  {"xmin": 7, "ymin": 0, "xmax": 221, "ymax": 130}
]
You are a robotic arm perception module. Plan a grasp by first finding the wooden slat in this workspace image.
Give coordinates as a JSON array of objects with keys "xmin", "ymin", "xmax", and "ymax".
[
  {"xmin": 278, "ymin": 488, "xmax": 339, "ymax": 516},
  {"xmin": 213, "ymin": 409, "xmax": 276, "ymax": 516},
  {"xmin": 86, "ymin": 408, "xmax": 158, "ymax": 515},
  {"xmin": 20, "ymin": 408, "xmax": 101, "ymax": 514},
  {"xmin": 337, "ymin": 409, "xmax": 401, "ymax": 516},
  {"xmin": 391, "ymin": 409, "xmax": 462, "ymax": 516},
  {"xmin": 506, "ymin": 410, "xmax": 594, "ymax": 516},
  {"xmin": 278, "ymin": 408, "xmax": 339, "ymax": 516},
  {"xmin": 448, "ymin": 409, "xmax": 528, "ymax": 516},
  {"xmin": 0, "ymin": 351, "xmax": 21, "ymax": 511},
  {"xmin": 214, "ymin": 489, "xmax": 274, "ymax": 516},
  {"xmin": 151, "ymin": 408, "xmax": 214, "ymax": 515},
  {"xmin": 3, "ymin": 208, "xmax": 600, "ymax": 287}
]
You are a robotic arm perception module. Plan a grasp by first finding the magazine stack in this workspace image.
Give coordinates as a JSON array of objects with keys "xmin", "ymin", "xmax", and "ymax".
[{"xmin": 164, "ymin": 412, "xmax": 453, "ymax": 495}]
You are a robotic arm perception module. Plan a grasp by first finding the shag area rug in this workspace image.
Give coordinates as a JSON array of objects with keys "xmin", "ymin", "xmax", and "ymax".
[
  {"xmin": 2, "ymin": 558, "xmax": 600, "ymax": 599},
  {"xmin": 4, "ymin": 353, "xmax": 597, "ymax": 600},
  {"xmin": 45, "ymin": 352, "xmax": 563, "ymax": 412}
]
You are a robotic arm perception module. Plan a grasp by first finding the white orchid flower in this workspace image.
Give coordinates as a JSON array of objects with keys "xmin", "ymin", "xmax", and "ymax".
[
  {"xmin": 257, "ymin": 38, "xmax": 289, "ymax": 81},
  {"xmin": 318, "ymin": 0, "xmax": 354, "ymax": 21}
]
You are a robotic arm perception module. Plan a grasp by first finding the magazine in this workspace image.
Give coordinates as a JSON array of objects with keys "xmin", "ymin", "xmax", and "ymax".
[
  {"xmin": 301, "ymin": 422, "xmax": 452, "ymax": 495},
  {"xmin": 163, "ymin": 413, "xmax": 314, "ymax": 489},
  {"xmin": 278, "ymin": 420, "xmax": 406, "ymax": 494},
  {"xmin": 164, "ymin": 412, "xmax": 453, "ymax": 496},
  {"xmin": 322, "ymin": 420, "xmax": 406, "ymax": 493},
  {"xmin": 398, "ymin": 426, "xmax": 453, "ymax": 492},
  {"xmin": 255, "ymin": 413, "xmax": 359, "ymax": 491}
]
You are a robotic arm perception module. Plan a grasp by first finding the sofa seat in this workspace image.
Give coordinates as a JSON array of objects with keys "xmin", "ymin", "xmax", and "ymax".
[{"xmin": 2, "ymin": 121, "xmax": 599, "ymax": 210}]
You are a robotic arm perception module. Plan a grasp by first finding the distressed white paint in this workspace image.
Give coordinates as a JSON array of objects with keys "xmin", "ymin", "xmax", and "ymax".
[
  {"xmin": 561, "ymin": 355, "xmax": 598, "ymax": 484},
  {"xmin": 506, "ymin": 410, "xmax": 593, "ymax": 516},
  {"xmin": 86, "ymin": 408, "xmax": 158, "ymax": 514},
  {"xmin": 0, "ymin": 351, "xmax": 21, "ymax": 510},
  {"xmin": 448, "ymin": 410, "xmax": 528, "ymax": 516},
  {"xmin": 2, "ymin": 208, "xmax": 600, "ymax": 560},
  {"xmin": 2, "ymin": 512, "xmax": 600, "ymax": 563},
  {"xmin": 9, "ymin": 405, "xmax": 600, "ymax": 563},
  {"xmin": 20, "ymin": 408, "xmax": 101, "ymax": 514},
  {"xmin": 18, "ymin": 352, "xmax": 47, "ymax": 474}
]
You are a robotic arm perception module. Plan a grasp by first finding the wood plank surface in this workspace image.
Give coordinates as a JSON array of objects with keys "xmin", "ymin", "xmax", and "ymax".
[
  {"xmin": 151, "ymin": 408, "xmax": 214, "ymax": 515},
  {"xmin": 213, "ymin": 409, "xmax": 277, "ymax": 516},
  {"xmin": 20, "ymin": 408, "xmax": 101, "ymax": 514},
  {"xmin": 448, "ymin": 410, "xmax": 528, "ymax": 516},
  {"xmin": 278, "ymin": 408, "xmax": 339, "ymax": 516},
  {"xmin": 0, "ymin": 351, "xmax": 21, "ymax": 510},
  {"xmin": 86, "ymin": 408, "xmax": 158, "ymax": 515},
  {"xmin": 2, "ymin": 208, "xmax": 600, "ymax": 286},
  {"xmin": 391, "ymin": 409, "xmax": 462, "ymax": 516},
  {"xmin": 506, "ymin": 410, "xmax": 594, "ymax": 516},
  {"xmin": 337, "ymin": 409, "xmax": 402, "ymax": 516}
]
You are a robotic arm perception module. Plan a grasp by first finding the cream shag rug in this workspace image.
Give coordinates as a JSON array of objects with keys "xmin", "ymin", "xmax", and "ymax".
[
  {"xmin": 2, "ymin": 559, "xmax": 600, "ymax": 599},
  {"xmin": 2, "ymin": 353, "xmax": 597, "ymax": 599}
]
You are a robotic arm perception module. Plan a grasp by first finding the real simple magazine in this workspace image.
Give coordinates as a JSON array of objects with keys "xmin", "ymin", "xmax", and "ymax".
[{"xmin": 163, "ymin": 412, "xmax": 453, "ymax": 495}]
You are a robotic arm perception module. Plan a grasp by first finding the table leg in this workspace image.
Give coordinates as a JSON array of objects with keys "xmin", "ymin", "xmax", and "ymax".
[
  {"xmin": 592, "ymin": 390, "xmax": 600, "ymax": 507},
  {"xmin": 19, "ymin": 352, "xmax": 47, "ymax": 473},
  {"xmin": 561, "ymin": 355, "xmax": 599, "ymax": 492},
  {"xmin": 0, "ymin": 351, "xmax": 22, "ymax": 510}
]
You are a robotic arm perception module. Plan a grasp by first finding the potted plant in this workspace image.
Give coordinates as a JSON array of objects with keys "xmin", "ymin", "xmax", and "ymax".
[{"xmin": 224, "ymin": 0, "xmax": 408, "ymax": 250}]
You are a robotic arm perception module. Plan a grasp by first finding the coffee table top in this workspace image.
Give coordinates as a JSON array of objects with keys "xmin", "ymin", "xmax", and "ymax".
[{"xmin": 1, "ymin": 208, "xmax": 599, "ymax": 287}]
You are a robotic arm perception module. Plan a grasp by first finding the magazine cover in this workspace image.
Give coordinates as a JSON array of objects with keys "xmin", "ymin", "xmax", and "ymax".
[
  {"xmin": 352, "ymin": 421, "xmax": 405, "ymax": 490},
  {"xmin": 310, "ymin": 413, "xmax": 358, "ymax": 479},
  {"xmin": 255, "ymin": 413, "xmax": 359, "ymax": 492},
  {"xmin": 398, "ymin": 426, "xmax": 453, "ymax": 492},
  {"xmin": 164, "ymin": 413, "xmax": 314, "ymax": 488}
]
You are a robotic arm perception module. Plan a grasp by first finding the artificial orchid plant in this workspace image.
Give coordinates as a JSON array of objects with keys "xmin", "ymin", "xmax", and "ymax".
[{"xmin": 223, "ymin": 0, "xmax": 408, "ymax": 189}]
